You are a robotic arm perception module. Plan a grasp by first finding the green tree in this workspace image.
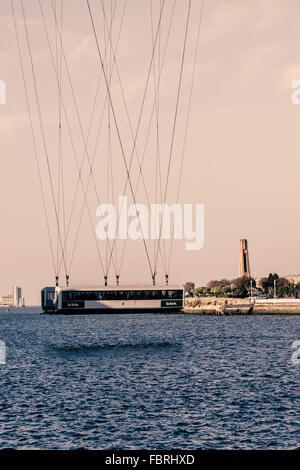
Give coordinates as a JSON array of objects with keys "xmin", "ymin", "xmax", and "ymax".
[
  {"xmin": 184, "ymin": 282, "xmax": 195, "ymax": 296},
  {"xmin": 261, "ymin": 273, "xmax": 279, "ymax": 295},
  {"xmin": 220, "ymin": 286, "xmax": 231, "ymax": 296},
  {"xmin": 232, "ymin": 276, "xmax": 256, "ymax": 298},
  {"xmin": 260, "ymin": 277, "xmax": 269, "ymax": 294},
  {"xmin": 207, "ymin": 279, "xmax": 231, "ymax": 288},
  {"xmin": 195, "ymin": 287, "xmax": 210, "ymax": 297}
]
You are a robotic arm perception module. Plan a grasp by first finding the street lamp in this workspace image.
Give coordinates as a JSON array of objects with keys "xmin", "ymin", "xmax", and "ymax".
[
  {"xmin": 274, "ymin": 279, "xmax": 276, "ymax": 299},
  {"xmin": 250, "ymin": 279, "xmax": 253, "ymax": 299}
]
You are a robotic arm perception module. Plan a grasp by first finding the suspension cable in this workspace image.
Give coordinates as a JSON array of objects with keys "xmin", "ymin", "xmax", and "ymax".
[
  {"xmin": 150, "ymin": 0, "xmax": 166, "ymax": 273},
  {"xmin": 100, "ymin": 0, "xmax": 167, "ymax": 280},
  {"xmin": 20, "ymin": 0, "xmax": 68, "ymax": 279},
  {"xmin": 58, "ymin": 0, "xmax": 120, "ymax": 278},
  {"xmin": 99, "ymin": 0, "xmax": 168, "ymax": 281},
  {"xmin": 87, "ymin": 0, "xmax": 164, "ymax": 281},
  {"xmin": 67, "ymin": 0, "xmax": 126, "ymax": 278},
  {"xmin": 154, "ymin": 0, "xmax": 192, "ymax": 277},
  {"xmin": 54, "ymin": 0, "xmax": 65, "ymax": 280},
  {"xmin": 116, "ymin": 0, "xmax": 177, "ymax": 279},
  {"xmin": 11, "ymin": 0, "xmax": 56, "ymax": 277},
  {"xmin": 167, "ymin": 0, "xmax": 205, "ymax": 277},
  {"xmin": 49, "ymin": 0, "xmax": 122, "ymax": 281},
  {"xmin": 39, "ymin": 0, "xmax": 106, "ymax": 277}
]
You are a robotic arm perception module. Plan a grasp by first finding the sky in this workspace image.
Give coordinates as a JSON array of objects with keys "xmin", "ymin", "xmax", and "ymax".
[{"xmin": 1, "ymin": 0, "xmax": 300, "ymax": 304}]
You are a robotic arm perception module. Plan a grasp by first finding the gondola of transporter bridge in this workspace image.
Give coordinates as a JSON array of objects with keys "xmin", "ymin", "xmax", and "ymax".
[{"xmin": 11, "ymin": 0, "xmax": 205, "ymax": 314}]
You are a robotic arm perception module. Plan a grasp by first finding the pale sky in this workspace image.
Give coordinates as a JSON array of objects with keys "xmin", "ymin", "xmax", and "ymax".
[{"xmin": 1, "ymin": 0, "xmax": 300, "ymax": 304}]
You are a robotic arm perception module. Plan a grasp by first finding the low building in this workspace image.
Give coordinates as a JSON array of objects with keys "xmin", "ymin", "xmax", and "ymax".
[
  {"xmin": 0, "ymin": 286, "xmax": 23, "ymax": 307},
  {"xmin": 0, "ymin": 295, "xmax": 14, "ymax": 307}
]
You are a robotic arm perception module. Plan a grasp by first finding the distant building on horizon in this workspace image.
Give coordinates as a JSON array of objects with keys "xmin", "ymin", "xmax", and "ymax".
[
  {"xmin": 0, "ymin": 294, "xmax": 14, "ymax": 307},
  {"xmin": 239, "ymin": 239, "xmax": 251, "ymax": 278},
  {"xmin": 0, "ymin": 286, "xmax": 24, "ymax": 307},
  {"xmin": 13, "ymin": 286, "xmax": 22, "ymax": 307}
]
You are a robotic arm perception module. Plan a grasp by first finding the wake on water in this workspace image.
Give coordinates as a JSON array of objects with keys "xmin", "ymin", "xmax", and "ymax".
[{"xmin": 47, "ymin": 341, "xmax": 182, "ymax": 352}]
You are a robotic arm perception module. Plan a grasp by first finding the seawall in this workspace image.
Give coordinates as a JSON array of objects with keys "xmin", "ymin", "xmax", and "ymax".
[{"xmin": 183, "ymin": 297, "xmax": 300, "ymax": 315}]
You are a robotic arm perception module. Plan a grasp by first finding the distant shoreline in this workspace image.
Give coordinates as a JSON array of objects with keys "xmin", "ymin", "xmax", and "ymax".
[
  {"xmin": 1, "ymin": 302, "xmax": 300, "ymax": 315},
  {"xmin": 0, "ymin": 306, "xmax": 42, "ymax": 314}
]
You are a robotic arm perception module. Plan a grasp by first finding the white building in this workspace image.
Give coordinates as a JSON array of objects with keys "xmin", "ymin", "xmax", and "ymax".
[{"xmin": 13, "ymin": 286, "xmax": 22, "ymax": 307}]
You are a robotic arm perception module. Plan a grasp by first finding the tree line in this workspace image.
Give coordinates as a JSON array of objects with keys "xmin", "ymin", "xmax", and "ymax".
[{"xmin": 184, "ymin": 273, "xmax": 299, "ymax": 298}]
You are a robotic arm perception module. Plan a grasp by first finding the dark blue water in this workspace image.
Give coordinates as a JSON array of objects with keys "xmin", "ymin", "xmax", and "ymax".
[{"xmin": 0, "ymin": 312, "xmax": 299, "ymax": 449}]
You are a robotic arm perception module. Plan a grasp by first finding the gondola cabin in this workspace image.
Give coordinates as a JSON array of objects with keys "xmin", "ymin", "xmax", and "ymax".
[{"xmin": 41, "ymin": 286, "xmax": 184, "ymax": 314}]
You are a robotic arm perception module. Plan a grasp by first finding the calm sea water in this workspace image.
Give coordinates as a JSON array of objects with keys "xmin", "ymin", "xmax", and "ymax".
[{"xmin": 0, "ymin": 311, "xmax": 299, "ymax": 449}]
